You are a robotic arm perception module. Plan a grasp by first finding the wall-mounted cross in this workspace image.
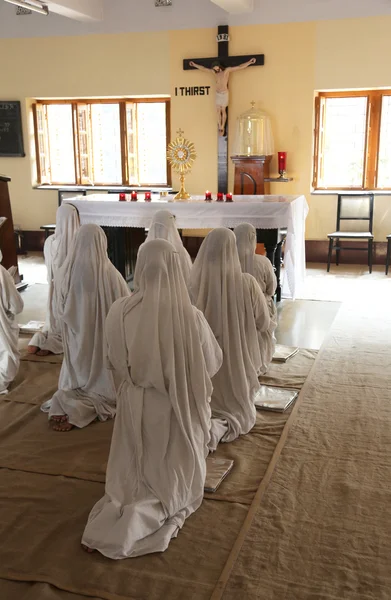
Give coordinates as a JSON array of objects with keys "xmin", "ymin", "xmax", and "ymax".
[{"xmin": 183, "ymin": 25, "xmax": 264, "ymax": 193}]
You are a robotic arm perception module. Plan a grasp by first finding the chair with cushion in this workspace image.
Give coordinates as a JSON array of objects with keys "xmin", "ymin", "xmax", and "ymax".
[
  {"xmin": 386, "ymin": 235, "xmax": 391, "ymax": 275},
  {"xmin": 327, "ymin": 193, "xmax": 374, "ymax": 273}
]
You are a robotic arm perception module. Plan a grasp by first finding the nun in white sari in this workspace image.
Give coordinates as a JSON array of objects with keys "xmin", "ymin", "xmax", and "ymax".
[
  {"xmin": 235, "ymin": 223, "xmax": 277, "ymax": 373},
  {"xmin": 47, "ymin": 224, "xmax": 130, "ymax": 431},
  {"xmin": 144, "ymin": 209, "xmax": 193, "ymax": 284},
  {"xmin": 0, "ymin": 257, "xmax": 24, "ymax": 394},
  {"xmin": 190, "ymin": 228, "xmax": 270, "ymax": 443},
  {"xmin": 29, "ymin": 204, "xmax": 80, "ymax": 356},
  {"xmin": 81, "ymin": 239, "xmax": 222, "ymax": 559}
]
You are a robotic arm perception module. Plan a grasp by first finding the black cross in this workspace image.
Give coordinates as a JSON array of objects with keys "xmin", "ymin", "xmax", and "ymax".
[{"xmin": 183, "ymin": 25, "xmax": 264, "ymax": 193}]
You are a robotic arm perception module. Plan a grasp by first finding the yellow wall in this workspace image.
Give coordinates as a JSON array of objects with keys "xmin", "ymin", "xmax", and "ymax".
[
  {"xmin": 0, "ymin": 31, "xmax": 170, "ymax": 229},
  {"xmin": 1, "ymin": 16, "xmax": 391, "ymax": 240},
  {"xmin": 309, "ymin": 16, "xmax": 391, "ymax": 240}
]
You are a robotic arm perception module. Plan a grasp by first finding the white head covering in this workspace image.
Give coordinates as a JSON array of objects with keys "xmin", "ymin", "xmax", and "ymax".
[
  {"xmin": 235, "ymin": 223, "xmax": 257, "ymax": 276},
  {"xmin": 144, "ymin": 210, "xmax": 192, "ymax": 284},
  {"xmin": 105, "ymin": 238, "xmax": 212, "ymax": 513},
  {"xmin": 48, "ymin": 203, "xmax": 80, "ymax": 273},
  {"xmin": 0, "ymin": 265, "xmax": 24, "ymax": 393},
  {"xmin": 190, "ymin": 228, "xmax": 261, "ymax": 440},
  {"xmin": 234, "ymin": 223, "xmax": 277, "ymax": 298},
  {"xmin": 57, "ymin": 223, "xmax": 127, "ymax": 330},
  {"xmin": 29, "ymin": 204, "xmax": 81, "ymax": 354},
  {"xmin": 234, "ymin": 223, "xmax": 277, "ymax": 372},
  {"xmin": 52, "ymin": 224, "xmax": 130, "ymax": 415}
]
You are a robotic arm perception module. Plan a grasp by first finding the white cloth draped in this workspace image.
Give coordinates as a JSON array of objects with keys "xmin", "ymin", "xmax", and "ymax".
[
  {"xmin": 143, "ymin": 209, "xmax": 193, "ymax": 284},
  {"xmin": 65, "ymin": 194, "xmax": 308, "ymax": 298},
  {"xmin": 0, "ymin": 265, "xmax": 24, "ymax": 393},
  {"xmin": 190, "ymin": 227, "xmax": 268, "ymax": 442},
  {"xmin": 46, "ymin": 224, "xmax": 130, "ymax": 428},
  {"xmin": 82, "ymin": 239, "xmax": 222, "ymax": 559},
  {"xmin": 30, "ymin": 204, "xmax": 80, "ymax": 354},
  {"xmin": 235, "ymin": 223, "xmax": 277, "ymax": 373}
]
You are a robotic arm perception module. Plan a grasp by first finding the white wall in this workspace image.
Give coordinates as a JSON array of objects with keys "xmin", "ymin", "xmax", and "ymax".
[{"xmin": 1, "ymin": 0, "xmax": 391, "ymax": 38}]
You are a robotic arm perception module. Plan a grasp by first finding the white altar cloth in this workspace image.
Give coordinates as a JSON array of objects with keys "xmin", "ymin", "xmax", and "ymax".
[{"xmin": 64, "ymin": 194, "xmax": 309, "ymax": 298}]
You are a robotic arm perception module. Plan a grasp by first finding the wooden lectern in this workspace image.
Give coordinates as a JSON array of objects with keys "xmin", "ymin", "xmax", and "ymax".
[
  {"xmin": 0, "ymin": 175, "xmax": 20, "ymax": 283},
  {"xmin": 231, "ymin": 155, "xmax": 286, "ymax": 301}
]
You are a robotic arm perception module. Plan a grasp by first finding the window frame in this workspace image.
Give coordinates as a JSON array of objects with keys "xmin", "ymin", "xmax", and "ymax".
[
  {"xmin": 313, "ymin": 89, "xmax": 391, "ymax": 191},
  {"xmin": 33, "ymin": 97, "xmax": 171, "ymax": 188}
]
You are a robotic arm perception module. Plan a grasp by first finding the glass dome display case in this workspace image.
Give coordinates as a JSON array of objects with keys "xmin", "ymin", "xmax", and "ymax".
[{"xmin": 233, "ymin": 103, "xmax": 274, "ymax": 157}]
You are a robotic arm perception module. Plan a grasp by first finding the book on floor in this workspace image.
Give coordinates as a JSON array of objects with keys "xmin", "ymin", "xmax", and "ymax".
[
  {"xmin": 254, "ymin": 385, "xmax": 299, "ymax": 413},
  {"xmin": 273, "ymin": 344, "xmax": 299, "ymax": 363},
  {"xmin": 204, "ymin": 457, "xmax": 234, "ymax": 493},
  {"xmin": 18, "ymin": 320, "xmax": 45, "ymax": 334}
]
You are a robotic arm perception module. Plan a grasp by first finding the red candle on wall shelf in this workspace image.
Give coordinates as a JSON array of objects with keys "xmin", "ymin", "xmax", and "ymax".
[
  {"xmin": 225, "ymin": 193, "xmax": 233, "ymax": 202},
  {"xmin": 119, "ymin": 193, "xmax": 126, "ymax": 201},
  {"xmin": 131, "ymin": 191, "xmax": 138, "ymax": 201},
  {"xmin": 278, "ymin": 152, "xmax": 287, "ymax": 175},
  {"xmin": 205, "ymin": 191, "xmax": 212, "ymax": 201},
  {"xmin": 217, "ymin": 192, "xmax": 224, "ymax": 202},
  {"xmin": 145, "ymin": 192, "xmax": 151, "ymax": 202}
]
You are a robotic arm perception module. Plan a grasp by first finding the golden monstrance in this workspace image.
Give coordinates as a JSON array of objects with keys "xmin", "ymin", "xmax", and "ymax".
[{"xmin": 167, "ymin": 129, "xmax": 196, "ymax": 201}]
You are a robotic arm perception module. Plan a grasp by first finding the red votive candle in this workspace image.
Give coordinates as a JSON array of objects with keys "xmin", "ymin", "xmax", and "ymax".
[
  {"xmin": 145, "ymin": 192, "xmax": 151, "ymax": 202},
  {"xmin": 131, "ymin": 191, "xmax": 138, "ymax": 201},
  {"xmin": 119, "ymin": 192, "xmax": 126, "ymax": 201},
  {"xmin": 278, "ymin": 152, "xmax": 287, "ymax": 173},
  {"xmin": 217, "ymin": 192, "xmax": 224, "ymax": 202},
  {"xmin": 205, "ymin": 191, "xmax": 212, "ymax": 201},
  {"xmin": 225, "ymin": 193, "xmax": 233, "ymax": 202}
]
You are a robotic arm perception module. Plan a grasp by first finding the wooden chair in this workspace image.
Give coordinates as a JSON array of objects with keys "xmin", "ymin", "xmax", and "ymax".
[
  {"xmin": 386, "ymin": 235, "xmax": 391, "ymax": 275},
  {"xmin": 327, "ymin": 194, "xmax": 374, "ymax": 273}
]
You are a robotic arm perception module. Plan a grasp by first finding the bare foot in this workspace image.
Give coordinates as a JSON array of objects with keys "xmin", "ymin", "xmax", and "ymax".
[
  {"xmin": 82, "ymin": 544, "xmax": 95, "ymax": 553},
  {"xmin": 52, "ymin": 417, "xmax": 74, "ymax": 432},
  {"xmin": 27, "ymin": 345, "xmax": 39, "ymax": 355},
  {"xmin": 36, "ymin": 350, "xmax": 52, "ymax": 357},
  {"xmin": 50, "ymin": 415, "xmax": 67, "ymax": 423}
]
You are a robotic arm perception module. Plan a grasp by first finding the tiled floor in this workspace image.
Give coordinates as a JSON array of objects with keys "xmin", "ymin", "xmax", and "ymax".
[
  {"xmin": 17, "ymin": 254, "xmax": 360, "ymax": 351},
  {"xmin": 295, "ymin": 262, "xmax": 390, "ymax": 302}
]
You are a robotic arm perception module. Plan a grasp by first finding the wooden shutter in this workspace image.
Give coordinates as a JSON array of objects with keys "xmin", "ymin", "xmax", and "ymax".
[
  {"xmin": 365, "ymin": 93, "xmax": 381, "ymax": 189},
  {"xmin": 76, "ymin": 103, "xmax": 93, "ymax": 185},
  {"xmin": 313, "ymin": 95, "xmax": 326, "ymax": 189},
  {"xmin": 126, "ymin": 102, "xmax": 139, "ymax": 184},
  {"xmin": 33, "ymin": 103, "xmax": 51, "ymax": 184}
]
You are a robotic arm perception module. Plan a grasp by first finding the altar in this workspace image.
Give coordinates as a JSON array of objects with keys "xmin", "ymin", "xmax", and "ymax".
[{"xmin": 64, "ymin": 194, "xmax": 308, "ymax": 299}]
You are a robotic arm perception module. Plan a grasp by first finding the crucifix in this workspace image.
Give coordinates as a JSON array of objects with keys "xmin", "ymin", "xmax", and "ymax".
[{"xmin": 184, "ymin": 25, "xmax": 264, "ymax": 193}]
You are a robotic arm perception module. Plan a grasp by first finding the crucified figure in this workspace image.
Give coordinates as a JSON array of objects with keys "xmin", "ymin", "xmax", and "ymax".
[{"xmin": 189, "ymin": 57, "xmax": 256, "ymax": 135}]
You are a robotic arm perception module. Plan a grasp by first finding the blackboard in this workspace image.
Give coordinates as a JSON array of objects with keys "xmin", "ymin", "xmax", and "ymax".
[{"xmin": 0, "ymin": 101, "xmax": 25, "ymax": 157}]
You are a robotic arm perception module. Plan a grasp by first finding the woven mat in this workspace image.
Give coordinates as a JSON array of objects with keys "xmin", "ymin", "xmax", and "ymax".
[
  {"xmin": 213, "ymin": 301, "xmax": 391, "ymax": 600},
  {"xmin": 0, "ymin": 347, "xmax": 317, "ymax": 600}
]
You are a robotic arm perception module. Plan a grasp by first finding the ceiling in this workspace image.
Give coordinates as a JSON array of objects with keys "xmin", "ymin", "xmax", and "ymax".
[{"xmin": 0, "ymin": 0, "xmax": 390, "ymax": 38}]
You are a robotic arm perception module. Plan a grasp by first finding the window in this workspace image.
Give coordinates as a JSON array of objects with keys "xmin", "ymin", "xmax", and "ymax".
[
  {"xmin": 32, "ymin": 99, "xmax": 170, "ymax": 187},
  {"xmin": 313, "ymin": 90, "xmax": 391, "ymax": 190}
]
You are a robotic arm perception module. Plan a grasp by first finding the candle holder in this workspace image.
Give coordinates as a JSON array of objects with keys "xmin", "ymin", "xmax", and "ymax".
[
  {"xmin": 119, "ymin": 193, "xmax": 126, "ymax": 201},
  {"xmin": 145, "ymin": 192, "xmax": 151, "ymax": 202},
  {"xmin": 131, "ymin": 191, "xmax": 138, "ymax": 202},
  {"xmin": 225, "ymin": 193, "xmax": 233, "ymax": 202},
  {"xmin": 278, "ymin": 151, "xmax": 287, "ymax": 179},
  {"xmin": 205, "ymin": 191, "xmax": 212, "ymax": 202},
  {"xmin": 217, "ymin": 192, "xmax": 224, "ymax": 202}
]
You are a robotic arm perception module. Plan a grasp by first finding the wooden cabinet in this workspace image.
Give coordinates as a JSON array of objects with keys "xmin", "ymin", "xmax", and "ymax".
[
  {"xmin": 231, "ymin": 155, "xmax": 272, "ymax": 195},
  {"xmin": 0, "ymin": 175, "xmax": 20, "ymax": 281}
]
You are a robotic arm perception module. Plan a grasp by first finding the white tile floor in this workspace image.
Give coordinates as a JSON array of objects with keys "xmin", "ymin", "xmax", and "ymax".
[{"xmin": 19, "ymin": 253, "xmax": 372, "ymax": 351}]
